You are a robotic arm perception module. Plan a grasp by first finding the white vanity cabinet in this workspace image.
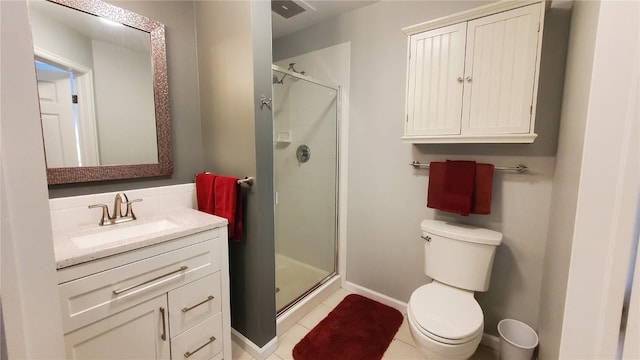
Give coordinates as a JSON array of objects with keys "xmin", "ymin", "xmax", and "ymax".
[
  {"xmin": 57, "ymin": 227, "xmax": 231, "ymax": 360},
  {"xmin": 402, "ymin": 1, "xmax": 546, "ymax": 144},
  {"xmin": 63, "ymin": 294, "xmax": 171, "ymax": 359}
]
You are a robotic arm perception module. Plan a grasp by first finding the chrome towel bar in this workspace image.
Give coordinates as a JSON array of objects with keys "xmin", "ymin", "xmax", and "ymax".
[
  {"xmin": 411, "ymin": 161, "xmax": 529, "ymax": 173},
  {"xmin": 195, "ymin": 173, "xmax": 254, "ymax": 186},
  {"xmin": 237, "ymin": 177, "xmax": 254, "ymax": 186}
]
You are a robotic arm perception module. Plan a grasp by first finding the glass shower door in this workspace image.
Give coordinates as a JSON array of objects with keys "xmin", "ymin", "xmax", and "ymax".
[{"xmin": 272, "ymin": 68, "xmax": 338, "ymax": 314}]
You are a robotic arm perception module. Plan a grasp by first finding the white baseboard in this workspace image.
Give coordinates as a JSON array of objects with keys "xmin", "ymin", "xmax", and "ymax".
[
  {"xmin": 343, "ymin": 281, "xmax": 408, "ymax": 314},
  {"xmin": 481, "ymin": 333, "xmax": 500, "ymax": 350},
  {"xmin": 231, "ymin": 328, "xmax": 277, "ymax": 360}
]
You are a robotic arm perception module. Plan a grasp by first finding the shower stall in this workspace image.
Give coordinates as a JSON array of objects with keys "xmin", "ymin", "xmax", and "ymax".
[{"xmin": 271, "ymin": 64, "xmax": 339, "ymax": 314}]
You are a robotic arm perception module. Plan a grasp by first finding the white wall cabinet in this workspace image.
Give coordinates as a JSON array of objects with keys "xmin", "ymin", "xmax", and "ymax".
[
  {"xmin": 57, "ymin": 228, "xmax": 230, "ymax": 360},
  {"xmin": 402, "ymin": 1, "xmax": 546, "ymax": 143}
]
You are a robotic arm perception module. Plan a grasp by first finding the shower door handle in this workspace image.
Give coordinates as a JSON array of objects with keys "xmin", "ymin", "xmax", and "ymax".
[{"xmin": 260, "ymin": 96, "xmax": 272, "ymax": 110}]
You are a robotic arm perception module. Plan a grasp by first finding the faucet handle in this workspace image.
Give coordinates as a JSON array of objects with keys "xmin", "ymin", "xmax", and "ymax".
[
  {"xmin": 88, "ymin": 204, "xmax": 111, "ymax": 226},
  {"xmin": 124, "ymin": 198, "xmax": 143, "ymax": 219}
]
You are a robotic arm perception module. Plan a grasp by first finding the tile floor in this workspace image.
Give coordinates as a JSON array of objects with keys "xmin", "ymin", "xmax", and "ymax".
[{"xmin": 232, "ymin": 287, "xmax": 499, "ymax": 360}]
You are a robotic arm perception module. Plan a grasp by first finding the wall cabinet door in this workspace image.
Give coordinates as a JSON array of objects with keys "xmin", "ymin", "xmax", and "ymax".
[
  {"xmin": 403, "ymin": 2, "xmax": 544, "ymax": 143},
  {"xmin": 461, "ymin": 3, "xmax": 542, "ymax": 136},
  {"xmin": 405, "ymin": 22, "xmax": 466, "ymax": 136},
  {"xmin": 64, "ymin": 295, "xmax": 170, "ymax": 359}
]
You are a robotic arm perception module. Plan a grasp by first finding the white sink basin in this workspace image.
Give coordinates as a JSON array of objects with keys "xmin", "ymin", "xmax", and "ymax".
[{"xmin": 70, "ymin": 219, "xmax": 182, "ymax": 249}]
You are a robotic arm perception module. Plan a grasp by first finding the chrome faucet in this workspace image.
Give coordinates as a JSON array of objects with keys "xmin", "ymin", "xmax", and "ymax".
[{"xmin": 88, "ymin": 192, "xmax": 142, "ymax": 226}]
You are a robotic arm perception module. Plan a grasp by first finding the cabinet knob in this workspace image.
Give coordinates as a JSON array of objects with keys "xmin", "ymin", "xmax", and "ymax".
[
  {"xmin": 456, "ymin": 76, "xmax": 464, "ymax": 83},
  {"xmin": 465, "ymin": 76, "xmax": 472, "ymax": 82}
]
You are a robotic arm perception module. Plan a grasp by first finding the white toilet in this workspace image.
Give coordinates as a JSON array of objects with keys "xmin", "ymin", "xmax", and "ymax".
[{"xmin": 407, "ymin": 219, "xmax": 502, "ymax": 360}]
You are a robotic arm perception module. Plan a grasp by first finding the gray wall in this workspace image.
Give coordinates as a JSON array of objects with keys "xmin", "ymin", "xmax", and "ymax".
[
  {"xmin": 48, "ymin": 0, "xmax": 203, "ymax": 197},
  {"xmin": 195, "ymin": 0, "xmax": 276, "ymax": 347},
  {"xmin": 274, "ymin": 1, "xmax": 568, "ymax": 336}
]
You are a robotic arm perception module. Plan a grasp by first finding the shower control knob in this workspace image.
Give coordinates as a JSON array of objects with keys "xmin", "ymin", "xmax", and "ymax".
[{"xmin": 296, "ymin": 145, "xmax": 311, "ymax": 163}]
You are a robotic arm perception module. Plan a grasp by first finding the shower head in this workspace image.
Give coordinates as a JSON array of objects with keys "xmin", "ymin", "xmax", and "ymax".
[{"xmin": 273, "ymin": 73, "xmax": 285, "ymax": 84}]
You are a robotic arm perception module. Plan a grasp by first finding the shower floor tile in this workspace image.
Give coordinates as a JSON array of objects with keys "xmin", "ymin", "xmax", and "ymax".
[{"xmin": 275, "ymin": 253, "xmax": 331, "ymax": 311}]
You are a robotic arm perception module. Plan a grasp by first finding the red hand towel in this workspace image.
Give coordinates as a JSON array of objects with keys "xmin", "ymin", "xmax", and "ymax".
[
  {"xmin": 471, "ymin": 163, "xmax": 494, "ymax": 214},
  {"xmin": 426, "ymin": 162, "xmax": 446, "ymax": 211},
  {"xmin": 195, "ymin": 173, "xmax": 216, "ymax": 214},
  {"xmin": 214, "ymin": 176, "xmax": 243, "ymax": 241},
  {"xmin": 427, "ymin": 161, "xmax": 494, "ymax": 216},
  {"xmin": 441, "ymin": 160, "xmax": 476, "ymax": 216}
]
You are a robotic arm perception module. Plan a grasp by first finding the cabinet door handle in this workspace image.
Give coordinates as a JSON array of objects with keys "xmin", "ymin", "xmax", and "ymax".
[
  {"xmin": 113, "ymin": 266, "xmax": 188, "ymax": 295},
  {"xmin": 182, "ymin": 295, "xmax": 215, "ymax": 313},
  {"xmin": 184, "ymin": 336, "xmax": 216, "ymax": 358},
  {"xmin": 160, "ymin": 307, "xmax": 167, "ymax": 341},
  {"xmin": 456, "ymin": 76, "xmax": 464, "ymax": 83},
  {"xmin": 465, "ymin": 76, "xmax": 472, "ymax": 82}
]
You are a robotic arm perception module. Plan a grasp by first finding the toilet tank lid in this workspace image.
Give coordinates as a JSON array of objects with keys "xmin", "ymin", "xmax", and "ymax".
[{"xmin": 421, "ymin": 220, "xmax": 502, "ymax": 245}]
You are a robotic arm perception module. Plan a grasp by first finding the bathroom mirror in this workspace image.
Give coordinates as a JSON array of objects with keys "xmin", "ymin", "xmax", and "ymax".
[{"xmin": 27, "ymin": 0, "xmax": 172, "ymax": 184}]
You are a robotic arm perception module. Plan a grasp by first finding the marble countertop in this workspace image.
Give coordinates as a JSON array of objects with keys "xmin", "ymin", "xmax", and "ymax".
[{"xmin": 53, "ymin": 207, "xmax": 228, "ymax": 269}]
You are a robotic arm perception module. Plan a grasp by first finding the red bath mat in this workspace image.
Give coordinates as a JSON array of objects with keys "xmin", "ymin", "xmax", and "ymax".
[{"xmin": 292, "ymin": 294, "xmax": 403, "ymax": 360}]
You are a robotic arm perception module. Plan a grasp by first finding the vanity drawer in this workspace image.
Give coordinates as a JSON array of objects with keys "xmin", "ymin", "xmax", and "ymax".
[
  {"xmin": 59, "ymin": 239, "xmax": 220, "ymax": 334},
  {"xmin": 169, "ymin": 272, "xmax": 221, "ymax": 337},
  {"xmin": 170, "ymin": 313, "xmax": 223, "ymax": 360}
]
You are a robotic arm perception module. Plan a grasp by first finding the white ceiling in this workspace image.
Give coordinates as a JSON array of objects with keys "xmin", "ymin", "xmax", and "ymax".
[{"xmin": 272, "ymin": 0, "xmax": 377, "ymax": 39}]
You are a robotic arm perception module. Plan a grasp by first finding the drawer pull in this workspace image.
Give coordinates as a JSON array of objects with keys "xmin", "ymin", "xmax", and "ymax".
[
  {"xmin": 160, "ymin": 307, "xmax": 167, "ymax": 341},
  {"xmin": 184, "ymin": 336, "xmax": 216, "ymax": 358},
  {"xmin": 113, "ymin": 266, "xmax": 188, "ymax": 295},
  {"xmin": 182, "ymin": 295, "xmax": 215, "ymax": 313}
]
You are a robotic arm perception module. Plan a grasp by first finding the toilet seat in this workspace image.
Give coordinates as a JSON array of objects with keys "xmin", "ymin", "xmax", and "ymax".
[
  {"xmin": 408, "ymin": 283, "xmax": 484, "ymax": 345},
  {"xmin": 408, "ymin": 305, "xmax": 483, "ymax": 345}
]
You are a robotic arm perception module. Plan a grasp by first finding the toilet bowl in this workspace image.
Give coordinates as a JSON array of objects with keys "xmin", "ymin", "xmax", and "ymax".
[
  {"xmin": 409, "ymin": 220, "xmax": 502, "ymax": 359},
  {"xmin": 407, "ymin": 282, "xmax": 484, "ymax": 360}
]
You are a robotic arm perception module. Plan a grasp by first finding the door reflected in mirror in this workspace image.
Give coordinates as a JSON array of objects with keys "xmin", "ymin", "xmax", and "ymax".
[
  {"xmin": 26, "ymin": 0, "xmax": 172, "ymax": 184},
  {"xmin": 29, "ymin": 0, "xmax": 157, "ymax": 168}
]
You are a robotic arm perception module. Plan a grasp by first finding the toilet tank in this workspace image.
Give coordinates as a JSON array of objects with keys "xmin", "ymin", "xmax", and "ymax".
[{"xmin": 421, "ymin": 220, "xmax": 502, "ymax": 292}]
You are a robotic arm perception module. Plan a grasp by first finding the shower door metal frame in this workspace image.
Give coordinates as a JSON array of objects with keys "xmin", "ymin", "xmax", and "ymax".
[
  {"xmin": 271, "ymin": 64, "xmax": 341, "ymax": 316},
  {"xmin": 272, "ymin": 64, "xmax": 338, "ymax": 91}
]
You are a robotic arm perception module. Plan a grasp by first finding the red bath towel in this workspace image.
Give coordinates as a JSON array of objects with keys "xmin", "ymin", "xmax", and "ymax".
[
  {"xmin": 214, "ymin": 176, "xmax": 243, "ymax": 241},
  {"xmin": 195, "ymin": 172, "xmax": 216, "ymax": 214},
  {"xmin": 195, "ymin": 173, "xmax": 243, "ymax": 241}
]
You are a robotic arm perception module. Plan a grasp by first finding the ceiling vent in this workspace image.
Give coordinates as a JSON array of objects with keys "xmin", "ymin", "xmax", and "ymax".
[{"xmin": 271, "ymin": 0, "xmax": 306, "ymax": 19}]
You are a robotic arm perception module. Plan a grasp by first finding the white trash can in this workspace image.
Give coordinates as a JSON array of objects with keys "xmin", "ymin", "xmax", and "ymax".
[{"xmin": 497, "ymin": 319, "xmax": 538, "ymax": 360}]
